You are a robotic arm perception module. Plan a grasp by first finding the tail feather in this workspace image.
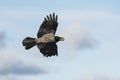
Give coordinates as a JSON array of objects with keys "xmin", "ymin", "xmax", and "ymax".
[{"xmin": 22, "ymin": 37, "xmax": 36, "ymax": 49}]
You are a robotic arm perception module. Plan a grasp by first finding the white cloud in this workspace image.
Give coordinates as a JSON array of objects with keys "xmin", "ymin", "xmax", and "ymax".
[
  {"xmin": 0, "ymin": 75, "xmax": 23, "ymax": 80},
  {"xmin": 0, "ymin": 48, "xmax": 47, "ymax": 75},
  {"xmin": 80, "ymin": 74, "xmax": 120, "ymax": 80},
  {"xmin": 59, "ymin": 23, "xmax": 96, "ymax": 49},
  {"xmin": 0, "ymin": 8, "xmax": 120, "ymax": 80}
]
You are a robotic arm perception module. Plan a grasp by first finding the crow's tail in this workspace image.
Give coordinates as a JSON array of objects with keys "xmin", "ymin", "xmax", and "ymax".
[{"xmin": 22, "ymin": 37, "xmax": 36, "ymax": 50}]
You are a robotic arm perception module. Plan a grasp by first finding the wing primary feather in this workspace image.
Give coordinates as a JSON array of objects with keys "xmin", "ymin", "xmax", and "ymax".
[
  {"xmin": 47, "ymin": 15, "xmax": 51, "ymax": 22},
  {"xmin": 55, "ymin": 15, "xmax": 58, "ymax": 22},
  {"xmin": 53, "ymin": 13, "xmax": 55, "ymax": 22},
  {"xmin": 50, "ymin": 14, "xmax": 53, "ymax": 22},
  {"xmin": 44, "ymin": 18, "xmax": 47, "ymax": 22}
]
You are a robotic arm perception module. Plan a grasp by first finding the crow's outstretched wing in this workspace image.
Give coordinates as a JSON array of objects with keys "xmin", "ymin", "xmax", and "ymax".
[
  {"xmin": 37, "ymin": 42, "xmax": 58, "ymax": 57},
  {"xmin": 37, "ymin": 13, "xmax": 58, "ymax": 38}
]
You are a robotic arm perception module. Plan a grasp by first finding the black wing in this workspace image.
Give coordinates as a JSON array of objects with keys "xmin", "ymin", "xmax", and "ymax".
[
  {"xmin": 37, "ymin": 42, "xmax": 58, "ymax": 57},
  {"xmin": 37, "ymin": 13, "xmax": 58, "ymax": 38}
]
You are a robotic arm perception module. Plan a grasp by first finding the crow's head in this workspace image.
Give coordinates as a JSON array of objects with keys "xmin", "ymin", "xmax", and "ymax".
[{"xmin": 55, "ymin": 36, "xmax": 64, "ymax": 42}]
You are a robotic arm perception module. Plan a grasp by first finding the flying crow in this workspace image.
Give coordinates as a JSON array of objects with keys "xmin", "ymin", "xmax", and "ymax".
[{"xmin": 22, "ymin": 13, "xmax": 64, "ymax": 57}]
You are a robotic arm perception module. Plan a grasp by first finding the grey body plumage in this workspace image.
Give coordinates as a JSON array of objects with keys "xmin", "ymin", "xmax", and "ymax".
[{"xmin": 22, "ymin": 13, "xmax": 64, "ymax": 57}]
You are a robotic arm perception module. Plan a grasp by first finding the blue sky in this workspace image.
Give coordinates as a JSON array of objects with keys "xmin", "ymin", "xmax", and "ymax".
[{"xmin": 0, "ymin": 0, "xmax": 120, "ymax": 80}]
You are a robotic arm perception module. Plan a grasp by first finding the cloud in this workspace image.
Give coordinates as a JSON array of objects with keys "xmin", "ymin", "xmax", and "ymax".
[
  {"xmin": 0, "ymin": 75, "xmax": 23, "ymax": 80},
  {"xmin": 0, "ymin": 61, "xmax": 47, "ymax": 75},
  {"xmin": 80, "ymin": 74, "xmax": 120, "ymax": 80},
  {"xmin": 0, "ymin": 48, "xmax": 47, "ymax": 75},
  {"xmin": 61, "ymin": 23, "xmax": 97, "ymax": 49},
  {"xmin": 57, "ymin": 22, "xmax": 97, "ymax": 58}
]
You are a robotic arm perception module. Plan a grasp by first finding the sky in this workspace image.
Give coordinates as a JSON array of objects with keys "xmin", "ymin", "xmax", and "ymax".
[{"xmin": 0, "ymin": 0, "xmax": 120, "ymax": 80}]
